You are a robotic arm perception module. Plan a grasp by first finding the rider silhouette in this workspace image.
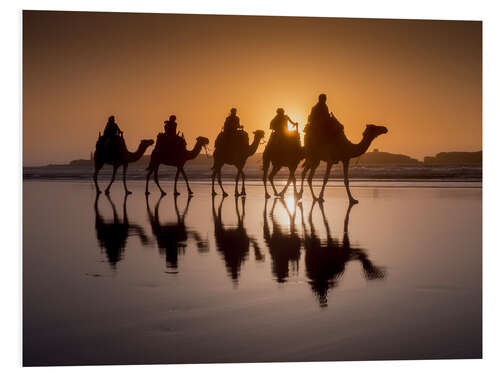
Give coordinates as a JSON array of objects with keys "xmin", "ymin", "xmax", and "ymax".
[
  {"xmin": 268, "ymin": 107, "xmax": 300, "ymax": 155},
  {"xmin": 270, "ymin": 108, "xmax": 298, "ymax": 134},
  {"xmin": 223, "ymin": 108, "xmax": 242, "ymax": 134},
  {"xmin": 160, "ymin": 114, "xmax": 186, "ymax": 157},
  {"xmin": 307, "ymin": 94, "xmax": 343, "ymax": 138},
  {"xmin": 104, "ymin": 115, "xmax": 123, "ymax": 138},
  {"xmin": 101, "ymin": 115, "xmax": 123, "ymax": 153},
  {"xmin": 164, "ymin": 115, "xmax": 178, "ymax": 136}
]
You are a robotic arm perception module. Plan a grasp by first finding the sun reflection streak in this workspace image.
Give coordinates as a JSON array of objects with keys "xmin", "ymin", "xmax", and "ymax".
[{"xmin": 272, "ymin": 195, "xmax": 298, "ymax": 228}]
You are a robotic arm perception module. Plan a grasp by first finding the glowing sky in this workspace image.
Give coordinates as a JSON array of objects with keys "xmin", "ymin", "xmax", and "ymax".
[{"xmin": 23, "ymin": 11, "xmax": 481, "ymax": 166}]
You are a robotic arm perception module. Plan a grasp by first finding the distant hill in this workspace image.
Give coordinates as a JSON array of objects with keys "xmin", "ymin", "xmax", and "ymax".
[
  {"xmin": 354, "ymin": 149, "xmax": 420, "ymax": 165},
  {"xmin": 423, "ymin": 151, "xmax": 482, "ymax": 165}
]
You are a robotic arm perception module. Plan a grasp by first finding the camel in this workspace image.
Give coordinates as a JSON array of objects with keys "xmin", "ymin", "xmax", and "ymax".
[
  {"xmin": 262, "ymin": 131, "xmax": 304, "ymax": 199},
  {"xmin": 94, "ymin": 194, "xmax": 149, "ymax": 269},
  {"xmin": 299, "ymin": 124, "xmax": 388, "ymax": 203},
  {"xmin": 145, "ymin": 135, "xmax": 209, "ymax": 196},
  {"xmin": 302, "ymin": 200, "xmax": 386, "ymax": 307},
  {"xmin": 212, "ymin": 196, "xmax": 264, "ymax": 284},
  {"xmin": 93, "ymin": 135, "xmax": 154, "ymax": 195},
  {"xmin": 211, "ymin": 130, "xmax": 265, "ymax": 197},
  {"xmin": 146, "ymin": 195, "xmax": 207, "ymax": 271}
]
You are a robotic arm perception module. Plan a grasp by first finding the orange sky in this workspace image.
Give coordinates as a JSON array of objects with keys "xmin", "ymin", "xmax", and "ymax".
[{"xmin": 23, "ymin": 11, "xmax": 481, "ymax": 166}]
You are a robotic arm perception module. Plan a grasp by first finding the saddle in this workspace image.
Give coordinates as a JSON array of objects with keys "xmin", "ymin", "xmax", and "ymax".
[
  {"xmin": 215, "ymin": 130, "xmax": 249, "ymax": 150},
  {"xmin": 156, "ymin": 133, "xmax": 187, "ymax": 154},
  {"xmin": 304, "ymin": 116, "xmax": 344, "ymax": 148},
  {"xmin": 96, "ymin": 134, "xmax": 124, "ymax": 158}
]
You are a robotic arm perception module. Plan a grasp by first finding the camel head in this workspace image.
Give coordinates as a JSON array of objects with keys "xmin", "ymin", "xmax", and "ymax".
[
  {"xmin": 363, "ymin": 124, "xmax": 388, "ymax": 140},
  {"xmin": 196, "ymin": 136, "xmax": 210, "ymax": 147},
  {"xmin": 253, "ymin": 130, "xmax": 265, "ymax": 141}
]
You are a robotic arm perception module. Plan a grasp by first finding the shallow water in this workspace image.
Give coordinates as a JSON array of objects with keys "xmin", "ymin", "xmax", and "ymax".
[{"xmin": 23, "ymin": 180, "xmax": 482, "ymax": 365}]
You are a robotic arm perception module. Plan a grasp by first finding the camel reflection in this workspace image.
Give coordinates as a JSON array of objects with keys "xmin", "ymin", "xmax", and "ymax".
[
  {"xmin": 303, "ymin": 201, "xmax": 386, "ymax": 307},
  {"xmin": 147, "ymin": 195, "xmax": 207, "ymax": 271},
  {"xmin": 94, "ymin": 194, "xmax": 149, "ymax": 269},
  {"xmin": 263, "ymin": 198, "xmax": 301, "ymax": 283},
  {"xmin": 212, "ymin": 196, "xmax": 264, "ymax": 284}
]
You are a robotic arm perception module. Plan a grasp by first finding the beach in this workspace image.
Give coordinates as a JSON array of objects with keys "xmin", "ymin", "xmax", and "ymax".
[{"xmin": 23, "ymin": 179, "xmax": 482, "ymax": 365}]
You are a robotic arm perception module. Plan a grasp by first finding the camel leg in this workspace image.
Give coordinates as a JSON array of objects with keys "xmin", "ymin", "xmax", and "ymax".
[
  {"xmin": 104, "ymin": 165, "xmax": 118, "ymax": 195},
  {"xmin": 278, "ymin": 168, "xmax": 294, "ymax": 197},
  {"xmin": 93, "ymin": 161, "xmax": 103, "ymax": 194},
  {"xmin": 235, "ymin": 169, "xmax": 240, "ymax": 196},
  {"xmin": 180, "ymin": 167, "xmax": 193, "ymax": 195},
  {"xmin": 299, "ymin": 161, "xmax": 311, "ymax": 198},
  {"xmin": 342, "ymin": 159, "xmax": 358, "ymax": 204},
  {"xmin": 291, "ymin": 168, "xmax": 300, "ymax": 200},
  {"xmin": 268, "ymin": 165, "xmax": 280, "ymax": 197},
  {"xmin": 263, "ymin": 155, "xmax": 271, "ymax": 199},
  {"xmin": 318, "ymin": 162, "xmax": 333, "ymax": 202},
  {"xmin": 307, "ymin": 160, "xmax": 320, "ymax": 201},
  {"xmin": 241, "ymin": 170, "xmax": 247, "ymax": 196},
  {"xmin": 122, "ymin": 163, "xmax": 132, "ymax": 195},
  {"xmin": 154, "ymin": 167, "xmax": 166, "ymax": 196},
  {"xmin": 217, "ymin": 168, "xmax": 228, "ymax": 197},
  {"xmin": 174, "ymin": 168, "xmax": 180, "ymax": 196},
  {"xmin": 211, "ymin": 168, "xmax": 217, "ymax": 196}
]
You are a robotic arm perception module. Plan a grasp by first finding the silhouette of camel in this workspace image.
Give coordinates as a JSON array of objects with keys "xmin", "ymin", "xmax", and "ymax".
[
  {"xmin": 94, "ymin": 194, "xmax": 149, "ymax": 269},
  {"xmin": 211, "ymin": 130, "xmax": 265, "ymax": 197},
  {"xmin": 93, "ymin": 135, "xmax": 154, "ymax": 195},
  {"xmin": 212, "ymin": 196, "xmax": 264, "ymax": 284},
  {"xmin": 263, "ymin": 198, "xmax": 301, "ymax": 283},
  {"xmin": 301, "ymin": 200, "xmax": 386, "ymax": 307},
  {"xmin": 146, "ymin": 194, "xmax": 207, "ymax": 271},
  {"xmin": 262, "ymin": 132, "xmax": 305, "ymax": 199},
  {"xmin": 299, "ymin": 124, "xmax": 388, "ymax": 203},
  {"xmin": 145, "ymin": 135, "xmax": 209, "ymax": 196}
]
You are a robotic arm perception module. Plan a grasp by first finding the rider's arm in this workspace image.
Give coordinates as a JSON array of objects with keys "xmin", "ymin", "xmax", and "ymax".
[{"xmin": 286, "ymin": 115, "xmax": 299, "ymax": 127}]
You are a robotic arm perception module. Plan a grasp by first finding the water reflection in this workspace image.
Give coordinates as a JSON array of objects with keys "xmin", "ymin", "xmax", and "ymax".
[
  {"xmin": 95, "ymin": 193, "xmax": 386, "ymax": 304},
  {"xmin": 303, "ymin": 201, "xmax": 386, "ymax": 307},
  {"xmin": 212, "ymin": 196, "xmax": 265, "ymax": 284},
  {"xmin": 146, "ymin": 195, "xmax": 208, "ymax": 272},
  {"xmin": 94, "ymin": 194, "xmax": 149, "ymax": 269},
  {"xmin": 263, "ymin": 198, "xmax": 301, "ymax": 283}
]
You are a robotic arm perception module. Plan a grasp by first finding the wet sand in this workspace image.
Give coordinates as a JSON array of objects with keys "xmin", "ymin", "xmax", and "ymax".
[{"xmin": 23, "ymin": 180, "xmax": 482, "ymax": 365}]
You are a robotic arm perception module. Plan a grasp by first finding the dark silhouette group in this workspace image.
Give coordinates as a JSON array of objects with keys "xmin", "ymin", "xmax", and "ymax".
[{"xmin": 93, "ymin": 93, "xmax": 388, "ymax": 204}]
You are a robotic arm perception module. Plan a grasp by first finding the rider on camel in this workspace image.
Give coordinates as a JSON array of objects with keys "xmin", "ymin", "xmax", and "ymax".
[
  {"xmin": 161, "ymin": 114, "xmax": 186, "ymax": 155},
  {"xmin": 101, "ymin": 115, "xmax": 123, "ymax": 153},
  {"xmin": 223, "ymin": 108, "xmax": 242, "ymax": 134},
  {"xmin": 307, "ymin": 93, "xmax": 343, "ymax": 139},
  {"xmin": 164, "ymin": 115, "xmax": 178, "ymax": 136},
  {"xmin": 269, "ymin": 108, "xmax": 300, "ymax": 149}
]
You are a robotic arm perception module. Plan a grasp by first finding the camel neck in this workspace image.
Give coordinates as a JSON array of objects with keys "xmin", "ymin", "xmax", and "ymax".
[
  {"xmin": 126, "ymin": 143, "xmax": 148, "ymax": 163},
  {"xmin": 350, "ymin": 134, "xmax": 374, "ymax": 159},
  {"xmin": 247, "ymin": 136, "xmax": 261, "ymax": 157},
  {"xmin": 186, "ymin": 141, "xmax": 204, "ymax": 160}
]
